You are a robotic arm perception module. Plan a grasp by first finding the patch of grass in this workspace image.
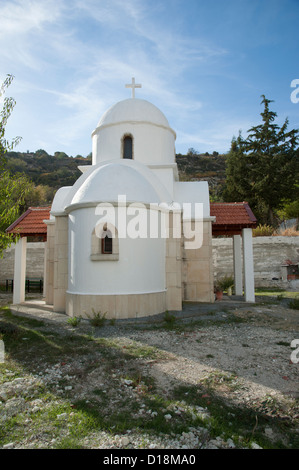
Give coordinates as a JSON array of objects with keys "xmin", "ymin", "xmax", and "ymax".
[
  {"xmin": 255, "ymin": 288, "xmax": 298, "ymax": 299},
  {"xmin": 200, "ymin": 370, "xmax": 241, "ymax": 391},
  {"xmin": 289, "ymin": 297, "xmax": 299, "ymax": 310},
  {"xmin": 172, "ymin": 383, "xmax": 294, "ymax": 449},
  {"xmin": 120, "ymin": 341, "xmax": 162, "ymax": 360},
  {"xmin": 0, "ymin": 312, "xmax": 94, "ymax": 364},
  {"xmin": 1, "ymin": 308, "xmax": 45, "ymax": 327},
  {"xmin": 94, "ymin": 337, "xmax": 163, "ymax": 361},
  {"xmin": 1, "ymin": 305, "xmax": 298, "ymax": 449}
]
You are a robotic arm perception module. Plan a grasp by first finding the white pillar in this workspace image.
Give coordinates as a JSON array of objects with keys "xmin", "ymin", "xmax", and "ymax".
[
  {"xmin": 13, "ymin": 237, "xmax": 27, "ymax": 304},
  {"xmin": 233, "ymin": 234, "xmax": 243, "ymax": 295},
  {"xmin": 43, "ymin": 241, "xmax": 47, "ymax": 298},
  {"xmin": 242, "ymin": 228, "xmax": 255, "ymax": 302}
]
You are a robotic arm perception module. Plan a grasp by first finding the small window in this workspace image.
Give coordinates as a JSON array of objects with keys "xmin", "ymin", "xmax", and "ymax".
[
  {"xmin": 90, "ymin": 224, "xmax": 119, "ymax": 261},
  {"xmin": 123, "ymin": 135, "xmax": 133, "ymax": 159},
  {"xmin": 102, "ymin": 230, "xmax": 113, "ymax": 254}
]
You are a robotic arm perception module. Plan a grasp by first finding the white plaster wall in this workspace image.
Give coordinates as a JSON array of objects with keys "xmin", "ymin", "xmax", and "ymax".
[
  {"xmin": 174, "ymin": 181, "xmax": 211, "ymax": 219},
  {"xmin": 92, "ymin": 122, "xmax": 175, "ymax": 166},
  {"xmin": 150, "ymin": 167, "xmax": 175, "ymax": 199},
  {"xmin": 67, "ymin": 207, "xmax": 166, "ymax": 295}
]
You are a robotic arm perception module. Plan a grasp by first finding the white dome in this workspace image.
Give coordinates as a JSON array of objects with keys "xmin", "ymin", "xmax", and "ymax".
[
  {"xmin": 58, "ymin": 159, "xmax": 172, "ymax": 211},
  {"xmin": 91, "ymin": 98, "xmax": 176, "ymax": 167},
  {"xmin": 96, "ymin": 98, "xmax": 171, "ymax": 130}
]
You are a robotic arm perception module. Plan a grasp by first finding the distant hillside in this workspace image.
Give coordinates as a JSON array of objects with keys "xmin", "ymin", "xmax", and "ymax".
[
  {"xmin": 5, "ymin": 149, "xmax": 227, "ymax": 201},
  {"xmin": 176, "ymin": 152, "xmax": 227, "ymax": 201},
  {"xmin": 5, "ymin": 149, "xmax": 92, "ymax": 190}
]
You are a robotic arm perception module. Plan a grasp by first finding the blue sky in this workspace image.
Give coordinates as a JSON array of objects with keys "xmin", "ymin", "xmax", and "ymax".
[{"xmin": 1, "ymin": 0, "xmax": 299, "ymax": 157}]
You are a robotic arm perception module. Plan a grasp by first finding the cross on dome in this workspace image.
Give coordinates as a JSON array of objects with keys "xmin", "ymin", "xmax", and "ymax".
[{"xmin": 125, "ymin": 77, "xmax": 142, "ymax": 99}]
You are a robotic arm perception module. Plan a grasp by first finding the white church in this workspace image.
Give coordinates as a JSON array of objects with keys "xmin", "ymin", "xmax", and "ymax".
[{"xmin": 8, "ymin": 79, "xmax": 257, "ymax": 319}]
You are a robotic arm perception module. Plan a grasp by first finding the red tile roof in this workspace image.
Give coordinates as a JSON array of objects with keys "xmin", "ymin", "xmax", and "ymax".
[
  {"xmin": 6, "ymin": 206, "xmax": 51, "ymax": 238},
  {"xmin": 5, "ymin": 202, "xmax": 257, "ymax": 239},
  {"xmin": 210, "ymin": 202, "xmax": 257, "ymax": 235}
]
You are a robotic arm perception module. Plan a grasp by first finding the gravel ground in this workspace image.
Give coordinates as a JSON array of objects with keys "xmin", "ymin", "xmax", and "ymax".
[{"xmin": 0, "ymin": 292, "xmax": 299, "ymax": 450}]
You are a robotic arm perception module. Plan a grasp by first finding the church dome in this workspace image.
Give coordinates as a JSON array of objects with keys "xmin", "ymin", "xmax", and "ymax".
[
  {"xmin": 91, "ymin": 98, "xmax": 176, "ymax": 167},
  {"xmin": 96, "ymin": 98, "xmax": 171, "ymax": 130},
  {"xmin": 61, "ymin": 159, "xmax": 172, "ymax": 211}
]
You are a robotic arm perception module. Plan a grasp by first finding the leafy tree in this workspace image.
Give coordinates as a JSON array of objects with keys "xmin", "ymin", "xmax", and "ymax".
[
  {"xmin": 23, "ymin": 183, "xmax": 56, "ymax": 209},
  {"xmin": 187, "ymin": 147, "xmax": 199, "ymax": 156},
  {"xmin": 222, "ymin": 132, "xmax": 251, "ymax": 203},
  {"xmin": 277, "ymin": 193, "xmax": 299, "ymax": 229},
  {"xmin": 0, "ymin": 75, "xmax": 30, "ymax": 255},
  {"xmin": 223, "ymin": 96, "xmax": 299, "ymax": 225}
]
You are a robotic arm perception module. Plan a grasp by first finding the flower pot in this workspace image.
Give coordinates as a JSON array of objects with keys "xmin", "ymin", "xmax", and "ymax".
[{"xmin": 215, "ymin": 290, "xmax": 223, "ymax": 300}]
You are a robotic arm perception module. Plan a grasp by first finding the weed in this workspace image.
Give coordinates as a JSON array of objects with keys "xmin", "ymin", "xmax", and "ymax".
[
  {"xmin": 289, "ymin": 298, "xmax": 299, "ymax": 310},
  {"xmin": 163, "ymin": 311, "xmax": 176, "ymax": 329},
  {"xmin": 67, "ymin": 316, "xmax": 81, "ymax": 327},
  {"xmin": 87, "ymin": 310, "xmax": 107, "ymax": 327}
]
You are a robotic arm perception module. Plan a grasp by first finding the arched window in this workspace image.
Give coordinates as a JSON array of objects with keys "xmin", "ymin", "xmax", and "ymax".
[
  {"xmin": 123, "ymin": 135, "xmax": 133, "ymax": 159},
  {"xmin": 101, "ymin": 229, "xmax": 113, "ymax": 254},
  {"xmin": 91, "ymin": 223, "xmax": 119, "ymax": 261}
]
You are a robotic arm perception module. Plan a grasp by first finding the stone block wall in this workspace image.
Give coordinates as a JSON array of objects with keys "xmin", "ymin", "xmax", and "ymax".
[
  {"xmin": 0, "ymin": 242, "xmax": 45, "ymax": 283},
  {"xmin": 2, "ymin": 236, "xmax": 299, "ymax": 294},
  {"xmin": 213, "ymin": 236, "xmax": 299, "ymax": 289},
  {"xmin": 182, "ymin": 220, "xmax": 215, "ymax": 302}
]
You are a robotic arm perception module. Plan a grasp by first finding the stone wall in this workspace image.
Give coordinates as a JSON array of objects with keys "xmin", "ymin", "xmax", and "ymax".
[
  {"xmin": 1, "ymin": 237, "xmax": 299, "ymax": 291},
  {"xmin": 0, "ymin": 242, "xmax": 45, "ymax": 284},
  {"xmin": 213, "ymin": 236, "xmax": 299, "ymax": 289}
]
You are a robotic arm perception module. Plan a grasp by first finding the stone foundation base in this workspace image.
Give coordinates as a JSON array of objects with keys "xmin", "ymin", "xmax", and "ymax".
[{"xmin": 66, "ymin": 291, "xmax": 167, "ymax": 319}]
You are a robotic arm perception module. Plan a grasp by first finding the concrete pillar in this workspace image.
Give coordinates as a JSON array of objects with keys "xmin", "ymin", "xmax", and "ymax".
[
  {"xmin": 53, "ymin": 216, "xmax": 68, "ymax": 313},
  {"xmin": 242, "ymin": 228, "xmax": 255, "ymax": 302},
  {"xmin": 233, "ymin": 234, "xmax": 243, "ymax": 295},
  {"xmin": 44, "ymin": 220, "xmax": 55, "ymax": 305},
  {"xmin": 13, "ymin": 237, "xmax": 27, "ymax": 304}
]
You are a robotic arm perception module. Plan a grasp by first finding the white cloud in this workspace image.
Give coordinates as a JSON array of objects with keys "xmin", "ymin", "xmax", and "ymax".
[
  {"xmin": 0, "ymin": 0, "xmax": 232, "ymax": 155},
  {"xmin": 0, "ymin": 0, "xmax": 62, "ymax": 36}
]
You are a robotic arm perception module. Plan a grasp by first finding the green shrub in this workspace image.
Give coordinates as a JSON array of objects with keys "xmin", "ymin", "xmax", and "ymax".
[
  {"xmin": 253, "ymin": 224, "xmax": 275, "ymax": 237},
  {"xmin": 215, "ymin": 275, "xmax": 234, "ymax": 292}
]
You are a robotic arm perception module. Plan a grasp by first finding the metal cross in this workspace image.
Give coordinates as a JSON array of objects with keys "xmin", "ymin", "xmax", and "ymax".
[{"xmin": 125, "ymin": 77, "xmax": 142, "ymax": 98}]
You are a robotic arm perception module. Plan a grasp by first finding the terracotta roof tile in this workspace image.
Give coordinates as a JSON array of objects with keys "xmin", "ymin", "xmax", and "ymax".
[
  {"xmin": 6, "ymin": 207, "xmax": 51, "ymax": 236},
  {"xmin": 5, "ymin": 202, "xmax": 257, "ymax": 238},
  {"xmin": 210, "ymin": 202, "xmax": 257, "ymax": 235}
]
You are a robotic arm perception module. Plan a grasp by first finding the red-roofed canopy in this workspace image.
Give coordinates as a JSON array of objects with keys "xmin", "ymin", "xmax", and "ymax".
[
  {"xmin": 6, "ymin": 206, "xmax": 51, "ymax": 241},
  {"xmin": 210, "ymin": 202, "xmax": 257, "ymax": 236},
  {"xmin": 6, "ymin": 203, "xmax": 257, "ymax": 241}
]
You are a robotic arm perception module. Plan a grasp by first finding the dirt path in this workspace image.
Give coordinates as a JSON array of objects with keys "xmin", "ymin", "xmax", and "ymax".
[{"xmin": 1, "ymin": 292, "xmax": 299, "ymax": 449}]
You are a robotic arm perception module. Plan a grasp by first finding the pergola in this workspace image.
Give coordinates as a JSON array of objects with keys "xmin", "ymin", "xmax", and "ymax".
[
  {"xmin": 6, "ymin": 202, "xmax": 257, "ymax": 306},
  {"xmin": 210, "ymin": 202, "xmax": 257, "ymax": 302}
]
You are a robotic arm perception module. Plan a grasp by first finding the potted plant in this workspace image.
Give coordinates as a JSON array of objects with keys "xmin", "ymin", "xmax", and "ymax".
[
  {"xmin": 214, "ymin": 275, "xmax": 234, "ymax": 300},
  {"xmin": 214, "ymin": 280, "xmax": 224, "ymax": 300},
  {"xmin": 214, "ymin": 283, "xmax": 223, "ymax": 300}
]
